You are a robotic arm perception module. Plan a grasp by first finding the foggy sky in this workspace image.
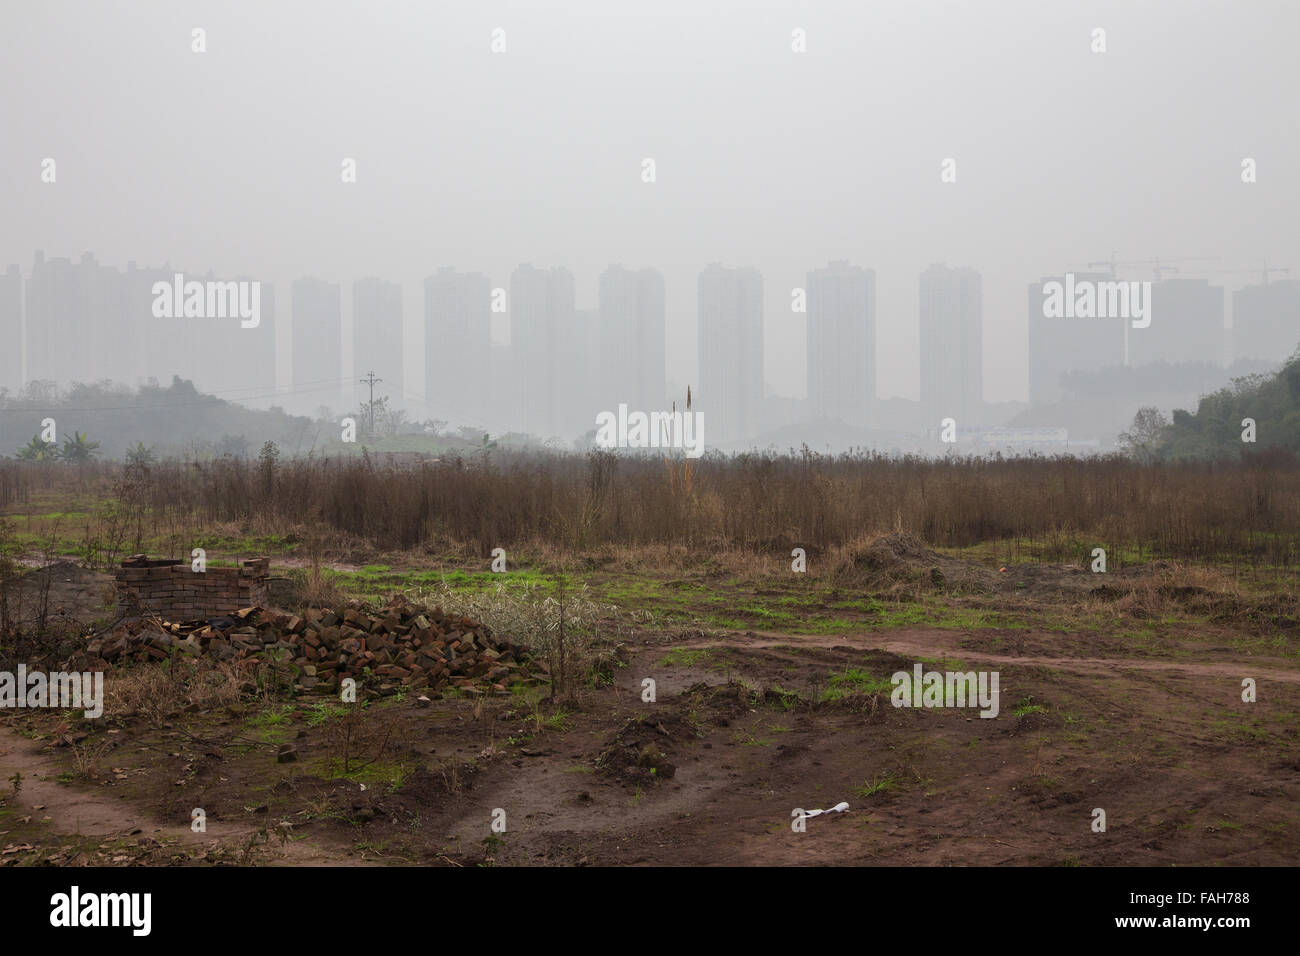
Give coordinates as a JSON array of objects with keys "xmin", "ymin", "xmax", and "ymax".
[{"xmin": 2, "ymin": 0, "xmax": 1297, "ymax": 405}]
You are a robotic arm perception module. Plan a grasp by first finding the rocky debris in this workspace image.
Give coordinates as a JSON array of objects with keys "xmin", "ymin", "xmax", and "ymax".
[{"xmin": 82, "ymin": 597, "xmax": 532, "ymax": 697}]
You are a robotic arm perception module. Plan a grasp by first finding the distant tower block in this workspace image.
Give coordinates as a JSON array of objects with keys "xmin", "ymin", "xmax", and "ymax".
[
  {"xmin": 920, "ymin": 263, "xmax": 982, "ymax": 422},
  {"xmin": 807, "ymin": 261, "xmax": 875, "ymax": 426},
  {"xmin": 353, "ymin": 277, "xmax": 404, "ymax": 399}
]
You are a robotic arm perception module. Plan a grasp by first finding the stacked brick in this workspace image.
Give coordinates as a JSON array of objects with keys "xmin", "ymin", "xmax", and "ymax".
[
  {"xmin": 115, "ymin": 555, "xmax": 270, "ymax": 619},
  {"xmin": 85, "ymin": 598, "xmax": 531, "ymax": 697}
]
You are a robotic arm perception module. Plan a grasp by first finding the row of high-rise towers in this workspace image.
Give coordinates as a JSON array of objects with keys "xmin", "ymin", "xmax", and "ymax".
[
  {"xmin": 1, "ymin": 252, "xmax": 1297, "ymax": 443},
  {"xmin": 0, "ymin": 254, "xmax": 671, "ymax": 436},
  {"xmin": 0, "ymin": 253, "xmax": 279, "ymax": 402}
]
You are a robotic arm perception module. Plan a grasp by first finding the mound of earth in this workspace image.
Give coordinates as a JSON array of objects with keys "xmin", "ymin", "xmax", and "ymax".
[
  {"xmin": 852, "ymin": 532, "xmax": 938, "ymax": 566},
  {"xmin": 595, "ymin": 711, "xmax": 693, "ymax": 784},
  {"xmin": 834, "ymin": 532, "xmax": 991, "ymax": 592},
  {"xmin": 595, "ymin": 681, "xmax": 753, "ymax": 784}
]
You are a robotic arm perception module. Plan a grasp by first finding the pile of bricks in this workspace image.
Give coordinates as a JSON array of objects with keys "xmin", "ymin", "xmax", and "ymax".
[
  {"xmin": 85, "ymin": 598, "xmax": 530, "ymax": 696},
  {"xmin": 115, "ymin": 555, "xmax": 270, "ymax": 619}
]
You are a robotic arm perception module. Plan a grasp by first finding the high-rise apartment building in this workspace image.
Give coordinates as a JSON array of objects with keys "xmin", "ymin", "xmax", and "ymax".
[
  {"xmin": 510, "ymin": 264, "xmax": 574, "ymax": 437},
  {"xmin": 807, "ymin": 261, "xmax": 875, "ymax": 425},
  {"xmin": 425, "ymin": 268, "xmax": 491, "ymax": 425},
  {"xmin": 291, "ymin": 277, "xmax": 343, "ymax": 405},
  {"xmin": 1130, "ymin": 277, "xmax": 1224, "ymax": 367},
  {"xmin": 1232, "ymin": 279, "xmax": 1300, "ymax": 363},
  {"xmin": 698, "ymin": 263, "xmax": 763, "ymax": 444},
  {"xmin": 597, "ymin": 264, "xmax": 666, "ymax": 415},
  {"xmin": 1027, "ymin": 272, "xmax": 1125, "ymax": 405},
  {"xmin": 919, "ymin": 263, "xmax": 981, "ymax": 422},
  {"xmin": 353, "ymin": 278, "xmax": 404, "ymax": 400},
  {"xmin": 559, "ymin": 306, "xmax": 601, "ymax": 438}
]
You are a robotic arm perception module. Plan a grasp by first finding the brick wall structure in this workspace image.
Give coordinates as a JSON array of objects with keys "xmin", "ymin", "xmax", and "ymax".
[{"xmin": 116, "ymin": 555, "xmax": 271, "ymax": 620}]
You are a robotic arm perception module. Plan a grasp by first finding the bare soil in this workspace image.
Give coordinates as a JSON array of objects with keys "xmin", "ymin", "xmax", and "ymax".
[{"xmin": 2, "ymin": 553, "xmax": 1298, "ymax": 867}]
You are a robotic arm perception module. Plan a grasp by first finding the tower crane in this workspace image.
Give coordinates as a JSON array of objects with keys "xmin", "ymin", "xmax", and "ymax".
[
  {"xmin": 1217, "ymin": 261, "xmax": 1291, "ymax": 285},
  {"xmin": 1084, "ymin": 254, "xmax": 1219, "ymax": 280}
]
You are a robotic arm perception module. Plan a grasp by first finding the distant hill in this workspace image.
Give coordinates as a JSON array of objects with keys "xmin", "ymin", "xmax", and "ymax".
[
  {"xmin": 0, "ymin": 377, "xmax": 317, "ymax": 460},
  {"xmin": 0, "ymin": 377, "xmax": 514, "ymax": 461}
]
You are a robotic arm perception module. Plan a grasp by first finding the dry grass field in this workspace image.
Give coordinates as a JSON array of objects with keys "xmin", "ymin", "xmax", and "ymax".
[{"xmin": 1, "ymin": 451, "xmax": 1297, "ymax": 866}]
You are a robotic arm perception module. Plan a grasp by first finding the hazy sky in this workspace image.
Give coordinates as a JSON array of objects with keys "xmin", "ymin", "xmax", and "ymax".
[{"xmin": 3, "ymin": 0, "xmax": 1297, "ymax": 406}]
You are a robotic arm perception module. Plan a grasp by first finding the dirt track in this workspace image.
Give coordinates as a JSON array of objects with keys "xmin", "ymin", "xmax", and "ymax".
[
  {"xmin": 674, "ymin": 628, "xmax": 1300, "ymax": 686},
  {"xmin": 0, "ymin": 724, "xmax": 363, "ymax": 865},
  {"xmin": 5, "ymin": 620, "xmax": 1297, "ymax": 867}
]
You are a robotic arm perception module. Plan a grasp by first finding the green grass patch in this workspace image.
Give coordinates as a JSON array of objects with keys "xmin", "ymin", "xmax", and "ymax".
[
  {"xmin": 853, "ymin": 772, "xmax": 897, "ymax": 799},
  {"xmin": 658, "ymin": 648, "xmax": 711, "ymax": 667},
  {"xmin": 1011, "ymin": 697, "xmax": 1047, "ymax": 718},
  {"xmin": 819, "ymin": 666, "xmax": 893, "ymax": 702}
]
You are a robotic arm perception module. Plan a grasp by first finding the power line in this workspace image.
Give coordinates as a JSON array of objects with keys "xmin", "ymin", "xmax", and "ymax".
[{"xmin": 359, "ymin": 371, "xmax": 383, "ymax": 437}]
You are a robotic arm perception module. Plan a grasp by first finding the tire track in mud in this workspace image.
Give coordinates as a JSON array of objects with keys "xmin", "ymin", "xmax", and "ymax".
[
  {"xmin": 0, "ymin": 726, "xmax": 362, "ymax": 865},
  {"xmin": 665, "ymin": 628, "xmax": 1300, "ymax": 686}
]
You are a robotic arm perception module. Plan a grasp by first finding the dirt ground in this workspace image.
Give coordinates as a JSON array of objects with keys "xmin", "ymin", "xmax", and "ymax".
[{"xmin": 2, "ymin": 550, "xmax": 1298, "ymax": 867}]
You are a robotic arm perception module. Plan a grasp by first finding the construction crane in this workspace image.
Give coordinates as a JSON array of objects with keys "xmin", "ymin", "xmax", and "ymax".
[
  {"xmin": 1085, "ymin": 254, "xmax": 1220, "ymax": 280},
  {"xmin": 1085, "ymin": 252, "xmax": 1136, "ymax": 278},
  {"xmin": 1217, "ymin": 261, "xmax": 1291, "ymax": 286}
]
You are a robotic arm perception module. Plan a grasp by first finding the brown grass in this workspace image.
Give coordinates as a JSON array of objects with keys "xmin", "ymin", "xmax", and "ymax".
[
  {"xmin": 2, "ymin": 449, "xmax": 1297, "ymax": 566},
  {"xmin": 106, "ymin": 659, "xmax": 243, "ymax": 724}
]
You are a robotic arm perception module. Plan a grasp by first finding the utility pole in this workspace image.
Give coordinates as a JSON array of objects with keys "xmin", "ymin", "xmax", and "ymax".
[{"xmin": 360, "ymin": 370, "xmax": 382, "ymax": 437}]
